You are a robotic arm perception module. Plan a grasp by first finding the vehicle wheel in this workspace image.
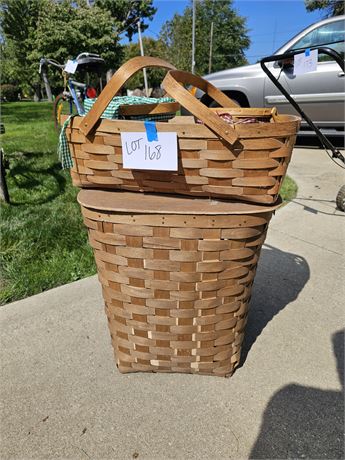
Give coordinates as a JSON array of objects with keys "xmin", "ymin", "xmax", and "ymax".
[
  {"xmin": 209, "ymin": 98, "xmax": 241, "ymax": 108},
  {"xmin": 336, "ymin": 185, "xmax": 345, "ymax": 212},
  {"xmin": 53, "ymin": 93, "xmax": 66, "ymax": 131},
  {"xmin": 210, "ymin": 92, "xmax": 248, "ymax": 108},
  {"xmin": 225, "ymin": 96, "xmax": 241, "ymax": 107}
]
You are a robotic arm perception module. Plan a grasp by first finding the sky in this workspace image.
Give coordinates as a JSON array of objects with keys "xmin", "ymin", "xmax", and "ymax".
[{"xmin": 135, "ymin": 0, "xmax": 324, "ymax": 64}]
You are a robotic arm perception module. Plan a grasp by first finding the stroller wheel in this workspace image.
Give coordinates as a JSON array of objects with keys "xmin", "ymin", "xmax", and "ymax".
[{"xmin": 336, "ymin": 185, "xmax": 345, "ymax": 212}]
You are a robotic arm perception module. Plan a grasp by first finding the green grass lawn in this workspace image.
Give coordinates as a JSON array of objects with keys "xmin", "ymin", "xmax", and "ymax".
[
  {"xmin": 0, "ymin": 102, "xmax": 297, "ymax": 305},
  {"xmin": 280, "ymin": 174, "xmax": 297, "ymax": 203},
  {"xmin": 0, "ymin": 102, "xmax": 96, "ymax": 305}
]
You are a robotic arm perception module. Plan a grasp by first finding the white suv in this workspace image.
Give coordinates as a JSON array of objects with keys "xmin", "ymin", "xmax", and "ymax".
[{"xmin": 200, "ymin": 16, "xmax": 345, "ymax": 135}]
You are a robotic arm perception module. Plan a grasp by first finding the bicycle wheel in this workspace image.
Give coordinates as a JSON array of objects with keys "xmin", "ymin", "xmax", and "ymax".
[{"xmin": 53, "ymin": 93, "xmax": 67, "ymax": 131}]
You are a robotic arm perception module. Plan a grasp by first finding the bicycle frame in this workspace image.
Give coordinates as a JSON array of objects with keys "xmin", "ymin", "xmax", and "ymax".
[
  {"xmin": 67, "ymin": 80, "xmax": 85, "ymax": 116},
  {"xmin": 39, "ymin": 56, "xmax": 97, "ymax": 116}
]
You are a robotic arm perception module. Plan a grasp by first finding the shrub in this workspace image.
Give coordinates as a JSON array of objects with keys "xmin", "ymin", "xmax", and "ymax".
[{"xmin": 1, "ymin": 84, "xmax": 20, "ymax": 102}]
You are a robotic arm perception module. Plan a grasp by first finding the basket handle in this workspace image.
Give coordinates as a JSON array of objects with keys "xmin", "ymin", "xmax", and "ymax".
[
  {"xmin": 162, "ymin": 70, "xmax": 239, "ymax": 146},
  {"xmin": 80, "ymin": 56, "xmax": 177, "ymax": 136}
]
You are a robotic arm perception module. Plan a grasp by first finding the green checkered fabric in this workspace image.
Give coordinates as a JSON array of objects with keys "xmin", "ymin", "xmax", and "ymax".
[
  {"xmin": 58, "ymin": 114, "xmax": 75, "ymax": 169},
  {"xmin": 58, "ymin": 96, "xmax": 176, "ymax": 169},
  {"xmin": 84, "ymin": 95, "xmax": 175, "ymax": 121}
]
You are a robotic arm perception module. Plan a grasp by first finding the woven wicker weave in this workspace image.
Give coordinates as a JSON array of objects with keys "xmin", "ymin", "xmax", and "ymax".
[
  {"xmin": 65, "ymin": 58, "xmax": 300, "ymax": 204},
  {"xmin": 78, "ymin": 190, "xmax": 281, "ymax": 376},
  {"xmin": 66, "ymin": 110, "xmax": 298, "ymax": 204}
]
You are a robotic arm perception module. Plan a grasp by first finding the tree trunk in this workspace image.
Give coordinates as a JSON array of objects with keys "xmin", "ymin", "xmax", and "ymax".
[
  {"xmin": 106, "ymin": 69, "xmax": 114, "ymax": 83},
  {"xmin": 33, "ymin": 84, "xmax": 41, "ymax": 102}
]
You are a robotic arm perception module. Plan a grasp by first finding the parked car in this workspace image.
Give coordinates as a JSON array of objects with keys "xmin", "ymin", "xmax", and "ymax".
[{"xmin": 198, "ymin": 15, "xmax": 345, "ymax": 135}]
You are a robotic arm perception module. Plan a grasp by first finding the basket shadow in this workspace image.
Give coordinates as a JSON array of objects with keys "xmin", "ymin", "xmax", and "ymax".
[
  {"xmin": 249, "ymin": 330, "xmax": 344, "ymax": 459},
  {"xmin": 7, "ymin": 152, "xmax": 67, "ymax": 205},
  {"xmin": 239, "ymin": 243, "xmax": 310, "ymax": 367}
]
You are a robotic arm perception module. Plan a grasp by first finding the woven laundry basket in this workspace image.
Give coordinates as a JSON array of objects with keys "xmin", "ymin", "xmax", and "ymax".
[
  {"xmin": 64, "ymin": 57, "xmax": 300, "ymax": 204},
  {"xmin": 78, "ymin": 190, "xmax": 282, "ymax": 377}
]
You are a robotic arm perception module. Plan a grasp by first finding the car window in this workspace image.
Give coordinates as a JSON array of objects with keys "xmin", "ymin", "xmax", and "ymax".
[{"xmin": 290, "ymin": 20, "xmax": 344, "ymax": 61}]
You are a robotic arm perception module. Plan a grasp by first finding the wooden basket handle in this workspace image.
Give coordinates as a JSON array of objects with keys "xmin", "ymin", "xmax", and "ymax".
[
  {"xmin": 162, "ymin": 70, "xmax": 239, "ymax": 146},
  {"xmin": 80, "ymin": 56, "xmax": 176, "ymax": 136}
]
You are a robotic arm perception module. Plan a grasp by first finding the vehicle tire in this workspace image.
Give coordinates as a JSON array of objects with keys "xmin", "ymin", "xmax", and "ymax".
[
  {"xmin": 336, "ymin": 185, "xmax": 345, "ymax": 212},
  {"xmin": 53, "ymin": 93, "xmax": 67, "ymax": 131},
  {"xmin": 201, "ymin": 91, "xmax": 248, "ymax": 108},
  {"xmin": 209, "ymin": 98, "xmax": 241, "ymax": 108}
]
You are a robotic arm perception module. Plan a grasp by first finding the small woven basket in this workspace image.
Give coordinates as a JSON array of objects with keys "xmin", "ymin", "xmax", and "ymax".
[
  {"xmin": 65, "ymin": 57, "xmax": 300, "ymax": 204},
  {"xmin": 78, "ymin": 190, "xmax": 281, "ymax": 377}
]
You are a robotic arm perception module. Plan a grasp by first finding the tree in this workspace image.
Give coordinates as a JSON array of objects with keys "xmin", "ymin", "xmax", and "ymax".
[
  {"xmin": 32, "ymin": 1, "xmax": 122, "ymax": 70},
  {"xmin": 0, "ymin": 0, "xmax": 156, "ymax": 97},
  {"xmin": 95, "ymin": 0, "xmax": 156, "ymax": 41},
  {"xmin": 0, "ymin": 0, "xmax": 45, "ymax": 98},
  {"xmin": 1, "ymin": 41, "xmax": 21, "ymax": 87},
  {"xmin": 122, "ymin": 37, "xmax": 169, "ymax": 89},
  {"xmin": 305, "ymin": 0, "xmax": 344, "ymax": 17},
  {"xmin": 159, "ymin": 0, "xmax": 250, "ymax": 76}
]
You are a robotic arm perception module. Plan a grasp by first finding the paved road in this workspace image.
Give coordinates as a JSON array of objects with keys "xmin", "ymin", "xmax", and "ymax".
[{"xmin": 1, "ymin": 148, "xmax": 344, "ymax": 459}]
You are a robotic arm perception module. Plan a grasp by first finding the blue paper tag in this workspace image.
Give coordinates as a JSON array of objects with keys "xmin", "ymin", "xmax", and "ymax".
[
  {"xmin": 305, "ymin": 48, "xmax": 310, "ymax": 57},
  {"xmin": 144, "ymin": 121, "xmax": 158, "ymax": 142}
]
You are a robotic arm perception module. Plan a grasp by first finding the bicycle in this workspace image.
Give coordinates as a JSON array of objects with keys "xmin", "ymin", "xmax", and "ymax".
[{"xmin": 39, "ymin": 52, "xmax": 105, "ymax": 130}]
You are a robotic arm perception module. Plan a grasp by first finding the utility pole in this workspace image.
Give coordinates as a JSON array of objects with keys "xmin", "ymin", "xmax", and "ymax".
[
  {"xmin": 208, "ymin": 21, "xmax": 214, "ymax": 74},
  {"xmin": 191, "ymin": 0, "xmax": 196, "ymax": 73},
  {"xmin": 137, "ymin": 20, "xmax": 149, "ymax": 97},
  {"xmin": 272, "ymin": 18, "xmax": 277, "ymax": 52}
]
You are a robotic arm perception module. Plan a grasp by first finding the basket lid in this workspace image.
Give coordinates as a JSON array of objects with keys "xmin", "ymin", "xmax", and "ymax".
[{"xmin": 78, "ymin": 190, "xmax": 282, "ymax": 215}]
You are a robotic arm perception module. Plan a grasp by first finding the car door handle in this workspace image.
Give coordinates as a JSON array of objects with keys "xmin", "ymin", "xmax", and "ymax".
[{"xmin": 338, "ymin": 72, "xmax": 345, "ymax": 77}]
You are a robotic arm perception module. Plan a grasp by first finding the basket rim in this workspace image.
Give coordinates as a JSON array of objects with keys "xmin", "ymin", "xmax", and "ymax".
[
  {"xmin": 77, "ymin": 190, "xmax": 282, "ymax": 215},
  {"xmin": 62, "ymin": 112, "xmax": 301, "ymax": 138}
]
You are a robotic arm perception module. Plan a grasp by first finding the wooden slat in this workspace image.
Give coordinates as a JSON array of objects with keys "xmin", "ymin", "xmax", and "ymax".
[
  {"xmin": 196, "ymin": 261, "xmax": 227, "ymax": 273},
  {"xmin": 102, "ymin": 135, "xmax": 122, "ymax": 147},
  {"xmin": 89, "ymin": 230, "xmax": 126, "ymax": 246},
  {"xmin": 199, "ymin": 168, "xmax": 243, "ymax": 178},
  {"xmin": 203, "ymin": 185, "xmax": 243, "ymax": 195},
  {"xmin": 199, "ymin": 150, "xmax": 237, "ymax": 161},
  {"xmin": 118, "ymin": 266, "xmax": 154, "ymax": 280},
  {"xmin": 84, "ymin": 160, "xmax": 116, "ymax": 170},
  {"xmin": 232, "ymin": 158, "xmax": 279, "ymax": 169},
  {"xmin": 76, "ymin": 166, "xmax": 94, "ymax": 175},
  {"xmin": 220, "ymin": 248, "xmax": 254, "ymax": 260},
  {"xmin": 143, "ymin": 237, "xmax": 180, "ymax": 250},
  {"xmin": 181, "ymin": 159, "xmax": 208, "ymax": 169},
  {"xmin": 232, "ymin": 177, "xmax": 276, "ymax": 187},
  {"xmin": 178, "ymin": 139, "xmax": 208, "ymax": 150},
  {"xmin": 86, "ymin": 176, "xmax": 123, "ymax": 185},
  {"xmin": 82, "ymin": 144, "xmax": 114, "ymax": 154}
]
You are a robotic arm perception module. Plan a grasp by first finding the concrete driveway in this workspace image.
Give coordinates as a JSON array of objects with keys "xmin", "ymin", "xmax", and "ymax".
[{"xmin": 1, "ymin": 147, "xmax": 344, "ymax": 459}]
